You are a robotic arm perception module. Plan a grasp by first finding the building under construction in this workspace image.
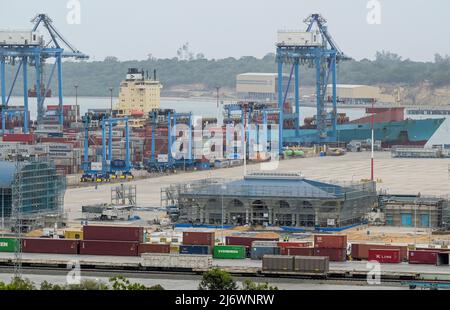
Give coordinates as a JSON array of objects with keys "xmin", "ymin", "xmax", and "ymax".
[
  {"xmin": 379, "ymin": 195, "xmax": 450, "ymax": 229},
  {"xmin": 0, "ymin": 160, "xmax": 66, "ymax": 231},
  {"xmin": 162, "ymin": 172, "xmax": 377, "ymax": 228}
]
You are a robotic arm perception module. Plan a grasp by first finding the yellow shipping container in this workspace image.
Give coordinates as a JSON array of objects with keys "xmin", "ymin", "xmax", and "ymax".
[
  {"xmin": 64, "ymin": 230, "xmax": 83, "ymax": 240},
  {"xmin": 170, "ymin": 245, "xmax": 179, "ymax": 254}
]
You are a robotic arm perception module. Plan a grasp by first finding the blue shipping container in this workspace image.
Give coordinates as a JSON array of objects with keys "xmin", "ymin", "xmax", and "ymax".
[
  {"xmin": 179, "ymin": 245, "xmax": 210, "ymax": 255},
  {"xmin": 47, "ymin": 132, "xmax": 64, "ymax": 137},
  {"xmin": 250, "ymin": 246, "xmax": 280, "ymax": 260},
  {"xmin": 111, "ymin": 160, "xmax": 126, "ymax": 168}
]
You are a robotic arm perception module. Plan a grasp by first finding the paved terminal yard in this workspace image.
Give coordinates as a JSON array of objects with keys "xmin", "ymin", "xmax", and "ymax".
[{"xmin": 65, "ymin": 151, "xmax": 450, "ymax": 224}]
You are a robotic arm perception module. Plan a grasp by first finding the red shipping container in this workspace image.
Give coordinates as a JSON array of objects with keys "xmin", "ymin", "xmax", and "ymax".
[
  {"xmin": 417, "ymin": 247, "xmax": 450, "ymax": 252},
  {"xmin": 22, "ymin": 238, "xmax": 79, "ymax": 254},
  {"xmin": 138, "ymin": 243, "xmax": 170, "ymax": 255},
  {"xmin": 80, "ymin": 240, "xmax": 138, "ymax": 256},
  {"xmin": 281, "ymin": 247, "xmax": 314, "ymax": 256},
  {"xmin": 408, "ymin": 250, "xmax": 439, "ymax": 265},
  {"xmin": 225, "ymin": 236, "xmax": 279, "ymax": 248},
  {"xmin": 314, "ymin": 235, "xmax": 347, "ymax": 249},
  {"xmin": 183, "ymin": 231, "xmax": 215, "ymax": 247},
  {"xmin": 368, "ymin": 249, "xmax": 401, "ymax": 264},
  {"xmin": 278, "ymin": 241, "xmax": 312, "ymax": 248},
  {"xmin": 314, "ymin": 248, "xmax": 347, "ymax": 262},
  {"xmin": 351, "ymin": 243, "xmax": 408, "ymax": 261},
  {"xmin": 2, "ymin": 133, "xmax": 34, "ymax": 143},
  {"xmin": 83, "ymin": 225, "xmax": 143, "ymax": 242}
]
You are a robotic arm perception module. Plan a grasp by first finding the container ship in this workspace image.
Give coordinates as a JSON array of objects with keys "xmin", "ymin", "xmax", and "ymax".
[{"xmin": 284, "ymin": 107, "xmax": 444, "ymax": 147}]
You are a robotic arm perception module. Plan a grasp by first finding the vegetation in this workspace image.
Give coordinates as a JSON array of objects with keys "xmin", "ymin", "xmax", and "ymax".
[
  {"xmin": 198, "ymin": 268, "xmax": 279, "ymax": 290},
  {"xmin": 0, "ymin": 276, "xmax": 164, "ymax": 290},
  {"xmin": 6, "ymin": 50, "xmax": 450, "ymax": 97},
  {"xmin": 198, "ymin": 268, "xmax": 239, "ymax": 290},
  {"xmin": 109, "ymin": 275, "xmax": 164, "ymax": 290},
  {"xmin": 241, "ymin": 279, "xmax": 279, "ymax": 291},
  {"xmin": 0, "ymin": 277, "xmax": 35, "ymax": 290},
  {"xmin": 0, "ymin": 272, "xmax": 277, "ymax": 290}
]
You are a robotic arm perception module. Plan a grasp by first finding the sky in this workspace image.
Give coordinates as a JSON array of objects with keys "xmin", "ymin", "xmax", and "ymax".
[{"xmin": 0, "ymin": 0, "xmax": 448, "ymax": 62}]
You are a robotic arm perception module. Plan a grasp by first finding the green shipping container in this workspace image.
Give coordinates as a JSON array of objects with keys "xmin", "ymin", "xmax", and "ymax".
[
  {"xmin": 0, "ymin": 237, "xmax": 19, "ymax": 252},
  {"xmin": 213, "ymin": 245, "xmax": 246, "ymax": 259}
]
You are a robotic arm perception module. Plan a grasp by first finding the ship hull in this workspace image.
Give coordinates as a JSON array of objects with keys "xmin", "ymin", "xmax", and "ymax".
[{"xmin": 283, "ymin": 118, "xmax": 445, "ymax": 146}]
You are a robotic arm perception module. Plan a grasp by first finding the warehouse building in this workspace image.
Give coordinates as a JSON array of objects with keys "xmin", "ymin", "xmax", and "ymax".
[
  {"xmin": 0, "ymin": 160, "xmax": 66, "ymax": 231},
  {"xmin": 379, "ymin": 195, "xmax": 449, "ymax": 229},
  {"xmin": 164, "ymin": 172, "xmax": 377, "ymax": 228},
  {"xmin": 326, "ymin": 84, "xmax": 395, "ymax": 105},
  {"xmin": 236, "ymin": 73, "xmax": 293, "ymax": 101}
]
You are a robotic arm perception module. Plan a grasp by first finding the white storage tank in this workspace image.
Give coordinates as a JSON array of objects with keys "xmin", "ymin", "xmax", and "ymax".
[
  {"xmin": 0, "ymin": 30, "xmax": 42, "ymax": 46},
  {"xmin": 277, "ymin": 30, "xmax": 322, "ymax": 47}
]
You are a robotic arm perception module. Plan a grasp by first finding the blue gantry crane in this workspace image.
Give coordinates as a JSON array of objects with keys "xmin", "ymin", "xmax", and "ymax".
[
  {"xmin": 146, "ymin": 109, "xmax": 193, "ymax": 172},
  {"xmin": 0, "ymin": 14, "xmax": 88, "ymax": 134},
  {"xmin": 104, "ymin": 116, "xmax": 133, "ymax": 180},
  {"xmin": 223, "ymin": 102, "xmax": 282, "ymax": 160},
  {"xmin": 81, "ymin": 114, "xmax": 133, "ymax": 182},
  {"xmin": 276, "ymin": 13, "xmax": 350, "ymax": 146}
]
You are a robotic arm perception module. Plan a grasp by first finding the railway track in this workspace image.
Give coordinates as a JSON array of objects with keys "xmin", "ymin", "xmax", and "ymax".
[{"xmin": 0, "ymin": 261, "xmax": 447, "ymax": 287}]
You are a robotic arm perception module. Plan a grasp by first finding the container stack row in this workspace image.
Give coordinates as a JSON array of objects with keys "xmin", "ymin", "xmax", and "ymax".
[{"xmin": 2, "ymin": 231, "xmax": 450, "ymax": 266}]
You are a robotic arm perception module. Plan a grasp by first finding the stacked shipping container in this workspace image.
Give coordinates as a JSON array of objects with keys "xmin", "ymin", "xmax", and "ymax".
[
  {"xmin": 22, "ymin": 238, "xmax": 79, "ymax": 254},
  {"xmin": 313, "ymin": 235, "xmax": 347, "ymax": 262},
  {"xmin": 81, "ymin": 225, "xmax": 143, "ymax": 256},
  {"xmin": 250, "ymin": 241, "xmax": 280, "ymax": 260},
  {"xmin": 180, "ymin": 231, "xmax": 215, "ymax": 255}
]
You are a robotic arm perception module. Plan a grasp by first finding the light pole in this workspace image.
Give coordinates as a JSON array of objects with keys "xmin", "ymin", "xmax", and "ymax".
[
  {"xmin": 109, "ymin": 87, "xmax": 113, "ymax": 116},
  {"xmin": 215, "ymin": 86, "xmax": 220, "ymax": 109},
  {"xmin": 74, "ymin": 85, "xmax": 79, "ymax": 123},
  {"xmin": 215, "ymin": 86, "xmax": 220, "ymax": 125},
  {"xmin": 221, "ymin": 184, "xmax": 226, "ymax": 243}
]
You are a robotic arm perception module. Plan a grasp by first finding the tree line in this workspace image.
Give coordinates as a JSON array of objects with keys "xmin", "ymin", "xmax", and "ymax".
[
  {"xmin": 0, "ymin": 269, "xmax": 277, "ymax": 290},
  {"xmin": 4, "ymin": 51, "xmax": 450, "ymax": 97}
]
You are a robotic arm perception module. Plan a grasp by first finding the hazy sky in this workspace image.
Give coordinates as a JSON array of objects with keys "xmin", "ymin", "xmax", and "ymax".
[{"xmin": 1, "ymin": 0, "xmax": 448, "ymax": 62}]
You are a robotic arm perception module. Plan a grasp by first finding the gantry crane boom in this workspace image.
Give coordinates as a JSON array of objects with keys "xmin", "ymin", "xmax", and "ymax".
[{"xmin": 0, "ymin": 13, "xmax": 88, "ymax": 134}]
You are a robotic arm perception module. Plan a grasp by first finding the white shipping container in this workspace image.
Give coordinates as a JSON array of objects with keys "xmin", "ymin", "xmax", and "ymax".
[
  {"xmin": 90, "ymin": 162, "xmax": 102, "ymax": 171},
  {"xmin": 277, "ymin": 31, "xmax": 322, "ymax": 47},
  {"xmin": 141, "ymin": 254, "xmax": 212, "ymax": 269},
  {"xmin": 44, "ymin": 143, "xmax": 73, "ymax": 152},
  {"xmin": 49, "ymin": 151, "xmax": 73, "ymax": 158},
  {"xmin": 37, "ymin": 124, "xmax": 63, "ymax": 132},
  {"xmin": 157, "ymin": 154, "xmax": 169, "ymax": 163},
  {"xmin": 0, "ymin": 30, "xmax": 42, "ymax": 45},
  {"xmin": 13, "ymin": 127, "xmax": 23, "ymax": 134}
]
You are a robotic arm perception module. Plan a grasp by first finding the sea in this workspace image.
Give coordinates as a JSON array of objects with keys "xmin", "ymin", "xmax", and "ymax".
[{"xmin": 6, "ymin": 96, "xmax": 450, "ymax": 146}]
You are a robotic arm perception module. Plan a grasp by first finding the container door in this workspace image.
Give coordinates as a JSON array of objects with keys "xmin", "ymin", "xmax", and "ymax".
[
  {"xmin": 420, "ymin": 214, "xmax": 429, "ymax": 228},
  {"xmin": 386, "ymin": 215, "xmax": 393, "ymax": 226},
  {"xmin": 401, "ymin": 213, "xmax": 412, "ymax": 227}
]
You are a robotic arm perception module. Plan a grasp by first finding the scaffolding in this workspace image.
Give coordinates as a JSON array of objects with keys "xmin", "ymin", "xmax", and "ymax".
[
  {"xmin": 111, "ymin": 183, "xmax": 136, "ymax": 206},
  {"xmin": 162, "ymin": 173, "xmax": 377, "ymax": 228},
  {"xmin": 0, "ymin": 160, "xmax": 66, "ymax": 232}
]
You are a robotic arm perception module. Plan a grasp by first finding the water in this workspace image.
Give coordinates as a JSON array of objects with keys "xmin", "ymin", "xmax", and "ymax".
[
  {"xmin": 6, "ymin": 96, "xmax": 365, "ymax": 120},
  {"xmin": 5, "ymin": 96, "xmax": 450, "ymax": 145}
]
